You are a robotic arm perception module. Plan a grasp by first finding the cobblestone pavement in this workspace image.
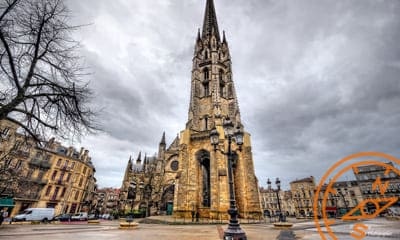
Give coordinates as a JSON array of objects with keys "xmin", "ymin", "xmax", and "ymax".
[{"xmin": 0, "ymin": 218, "xmax": 398, "ymax": 240}]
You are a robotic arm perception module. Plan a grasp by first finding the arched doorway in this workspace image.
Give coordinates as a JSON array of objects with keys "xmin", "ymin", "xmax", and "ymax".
[
  {"xmin": 196, "ymin": 150, "xmax": 211, "ymax": 207},
  {"xmin": 161, "ymin": 185, "xmax": 175, "ymax": 215}
]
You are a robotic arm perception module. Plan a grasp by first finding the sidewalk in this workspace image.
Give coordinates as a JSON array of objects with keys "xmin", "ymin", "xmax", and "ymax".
[{"xmin": 142, "ymin": 215, "xmax": 309, "ymax": 225}]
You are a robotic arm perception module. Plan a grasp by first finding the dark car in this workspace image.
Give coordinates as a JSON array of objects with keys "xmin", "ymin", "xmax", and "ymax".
[{"xmin": 53, "ymin": 214, "xmax": 71, "ymax": 222}]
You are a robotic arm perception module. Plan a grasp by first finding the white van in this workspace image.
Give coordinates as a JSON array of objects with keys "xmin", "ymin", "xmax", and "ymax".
[{"xmin": 13, "ymin": 208, "xmax": 54, "ymax": 222}]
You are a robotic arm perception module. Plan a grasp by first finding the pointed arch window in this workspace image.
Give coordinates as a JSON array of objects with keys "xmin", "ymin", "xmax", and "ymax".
[
  {"xmin": 219, "ymin": 69, "xmax": 225, "ymax": 97},
  {"xmin": 196, "ymin": 150, "xmax": 211, "ymax": 207},
  {"xmin": 205, "ymin": 50, "xmax": 209, "ymax": 59},
  {"xmin": 203, "ymin": 68, "xmax": 209, "ymax": 81},
  {"xmin": 204, "ymin": 116, "xmax": 209, "ymax": 130},
  {"xmin": 203, "ymin": 68, "xmax": 210, "ymax": 97},
  {"xmin": 203, "ymin": 82, "xmax": 209, "ymax": 97},
  {"xmin": 228, "ymin": 84, "xmax": 233, "ymax": 98}
]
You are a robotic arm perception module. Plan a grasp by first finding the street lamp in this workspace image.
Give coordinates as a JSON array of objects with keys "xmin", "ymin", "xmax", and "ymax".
[
  {"xmin": 267, "ymin": 178, "xmax": 285, "ymax": 222},
  {"xmin": 210, "ymin": 117, "xmax": 246, "ymax": 240}
]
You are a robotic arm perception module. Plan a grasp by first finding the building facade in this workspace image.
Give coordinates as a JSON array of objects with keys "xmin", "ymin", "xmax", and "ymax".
[
  {"xmin": 119, "ymin": 135, "xmax": 180, "ymax": 217},
  {"xmin": 96, "ymin": 188, "xmax": 120, "ymax": 215},
  {"xmin": 120, "ymin": 0, "xmax": 263, "ymax": 220},
  {"xmin": 317, "ymin": 181, "xmax": 364, "ymax": 218},
  {"xmin": 353, "ymin": 162, "xmax": 400, "ymax": 213},
  {"xmin": 0, "ymin": 120, "xmax": 97, "ymax": 217},
  {"xmin": 260, "ymin": 187, "xmax": 296, "ymax": 217},
  {"xmin": 290, "ymin": 176, "xmax": 316, "ymax": 217}
]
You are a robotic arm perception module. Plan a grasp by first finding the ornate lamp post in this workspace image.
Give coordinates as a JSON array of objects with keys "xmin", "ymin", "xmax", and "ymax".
[
  {"xmin": 267, "ymin": 178, "xmax": 285, "ymax": 222},
  {"xmin": 210, "ymin": 117, "xmax": 246, "ymax": 240}
]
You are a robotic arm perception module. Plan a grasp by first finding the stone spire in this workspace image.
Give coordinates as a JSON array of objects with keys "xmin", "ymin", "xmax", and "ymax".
[
  {"xmin": 202, "ymin": 0, "xmax": 220, "ymax": 41},
  {"xmin": 122, "ymin": 156, "xmax": 133, "ymax": 188},
  {"xmin": 160, "ymin": 132, "xmax": 166, "ymax": 145},
  {"xmin": 136, "ymin": 151, "xmax": 142, "ymax": 165},
  {"xmin": 186, "ymin": 0, "xmax": 241, "ymax": 131},
  {"xmin": 143, "ymin": 153, "xmax": 148, "ymax": 172}
]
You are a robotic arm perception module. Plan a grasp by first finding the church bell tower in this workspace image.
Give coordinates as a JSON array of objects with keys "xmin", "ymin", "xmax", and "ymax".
[{"xmin": 174, "ymin": 0, "xmax": 262, "ymax": 219}]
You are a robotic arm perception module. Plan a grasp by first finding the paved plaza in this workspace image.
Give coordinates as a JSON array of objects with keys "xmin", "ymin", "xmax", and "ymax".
[{"xmin": 0, "ymin": 217, "xmax": 398, "ymax": 240}]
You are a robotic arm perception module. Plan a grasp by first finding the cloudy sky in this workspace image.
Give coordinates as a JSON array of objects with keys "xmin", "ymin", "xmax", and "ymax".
[{"xmin": 64, "ymin": 0, "xmax": 400, "ymax": 189}]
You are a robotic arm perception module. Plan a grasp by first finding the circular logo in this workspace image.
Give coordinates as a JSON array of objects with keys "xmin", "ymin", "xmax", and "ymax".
[{"xmin": 313, "ymin": 152, "xmax": 400, "ymax": 240}]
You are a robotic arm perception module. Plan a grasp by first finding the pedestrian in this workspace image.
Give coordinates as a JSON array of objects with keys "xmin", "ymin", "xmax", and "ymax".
[
  {"xmin": 191, "ymin": 210, "xmax": 195, "ymax": 222},
  {"xmin": 0, "ymin": 210, "xmax": 4, "ymax": 226},
  {"xmin": 195, "ymin": 211, "xmax": 200, "ymax": 223}
]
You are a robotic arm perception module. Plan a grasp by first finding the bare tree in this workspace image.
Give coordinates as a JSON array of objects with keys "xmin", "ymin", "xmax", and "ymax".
[{"xmin": 0, "ymin": 0, "xmax": 97, "ymax": 143}]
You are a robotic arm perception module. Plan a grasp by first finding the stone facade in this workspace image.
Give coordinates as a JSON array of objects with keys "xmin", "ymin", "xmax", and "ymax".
[
  {"xmin": 317, "ymin": 181, "xmax": 364, "ymax": 218},
  {"xmin": 119, "ymin": 137, "xmax": 180, "ymax": 216},
  {"xmin": 353, "ymin": 162, "xmax": 400, "ymax": 212},
  {"xmin": 120, "ymin": 0, "xmax": 262, "ymax": 220},
  {"xmin": 290, "ymin": 176, "xmax": 316, "ymax": 217},
  {"xmin": 0, "ymin": 119, "xmax": 97, "ymax": 217},
  {"xmin": 260, "ymin": 188, "xmax": 296, "ymax": 217},
  {"xmin": 96, "ymin": 188, "xmax": 120, "ymax": 215}
]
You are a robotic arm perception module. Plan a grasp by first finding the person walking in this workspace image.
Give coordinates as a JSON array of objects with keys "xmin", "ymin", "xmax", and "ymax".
[
  {"xmin": 191, "ymin": 210, "xmax": 195, "ymax": 222},
  {"xmin": 0, "ymin": 210, "xmax": 4, "ymax": 226}
]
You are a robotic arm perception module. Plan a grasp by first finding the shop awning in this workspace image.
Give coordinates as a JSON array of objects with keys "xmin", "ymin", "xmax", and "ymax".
[{"xmin": 0, "ymin": 198, "xmax": 14, "ymax": 207}]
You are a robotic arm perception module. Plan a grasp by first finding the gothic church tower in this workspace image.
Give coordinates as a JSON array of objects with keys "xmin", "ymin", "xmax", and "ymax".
[{"xmin": 174, "ymin": 0, "xmax": 262, "ymax": 219}]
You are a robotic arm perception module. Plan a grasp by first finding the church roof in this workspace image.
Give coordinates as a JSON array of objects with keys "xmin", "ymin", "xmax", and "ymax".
[
  {"xmin": 202, "ymin": 0, "xmax": 220, "ymax": 41},
  {"xmin": 167, "ymin": 134, "xmax": 180, "ymax": 151}
]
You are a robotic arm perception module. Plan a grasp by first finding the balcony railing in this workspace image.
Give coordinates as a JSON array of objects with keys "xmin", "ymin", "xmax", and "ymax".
[
  {"xmin": 21, "ymin": 193, "xmax": 40, "ymax": 200},
  {"xmin": 29, "ymin": 159, "xmax": 51, "ymax": 169},
  {"xmin": 12, "ymin": 149, "xmax": 30, "ymax": 158},
  {"xmin": 31, "ymin": 178, "xmax": 48, "ymax": 185}
]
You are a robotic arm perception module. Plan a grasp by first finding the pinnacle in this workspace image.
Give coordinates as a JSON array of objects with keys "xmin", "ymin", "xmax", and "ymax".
[
  {"xmin": 202, "ymin": 0, "xmax": 220, "ymax": 41},
  {"xmin": 160, "ymin": 131, "xmax": 166, "ymax": 145}
]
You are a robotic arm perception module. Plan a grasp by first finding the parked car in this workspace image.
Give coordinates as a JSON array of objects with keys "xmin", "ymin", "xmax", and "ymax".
[
  {"xmin": 53, "ymin": 213, "xmax": 71, "ymax": 222},
  {"xmin": 71, "ymin": 212, "xmax": 88, "ymax": 221},
  {"xmin": 101, "ymin": 214, "xmax": 113, "ymax": 220},
  {"xmin": 88, "ymin": 214, "xmax": 97, "ymax": 220},
  {"xmin": 12, "ymin": 208, "xmax": 54, "ymax": 222}
]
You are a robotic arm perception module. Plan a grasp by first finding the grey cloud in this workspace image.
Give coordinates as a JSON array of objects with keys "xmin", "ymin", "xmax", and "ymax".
[{"xmin": 64, "ymin": 0, "xmax": 400, "ymax": 189}]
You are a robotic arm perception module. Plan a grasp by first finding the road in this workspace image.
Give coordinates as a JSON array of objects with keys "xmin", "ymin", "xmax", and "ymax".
[{"xmin": 0, "ymin": 218, "xmax": 398, "ymax": 240}]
